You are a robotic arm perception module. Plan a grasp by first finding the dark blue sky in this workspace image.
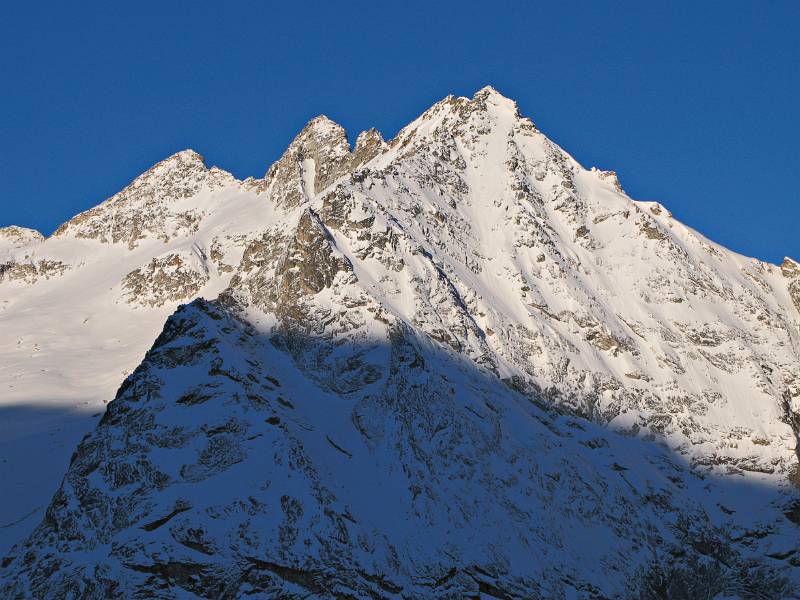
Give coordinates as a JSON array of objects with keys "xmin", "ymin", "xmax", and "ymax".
[{"xmin": 1, "ymin": 1, "xmax": 797, "ymax": 263}]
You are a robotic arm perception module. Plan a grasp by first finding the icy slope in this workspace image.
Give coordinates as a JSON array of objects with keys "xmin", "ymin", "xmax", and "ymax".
[{"xmin": 1, "ymin": 86, "xmax": 799, "ymax": 595}]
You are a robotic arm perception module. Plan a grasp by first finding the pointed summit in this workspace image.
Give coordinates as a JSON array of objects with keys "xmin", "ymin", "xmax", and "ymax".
[
  {"xmin": 164, "ymin": 148, "xmax": 205, "ymax": 164},
  {"xmin": 287, "ymin": 115, "xmax": 350, "ymax": 158},
  {"xmin": 354, "ymin": 127, "xmax": 384, "ymax": 148},
  {"xmin": 473, "ymin": 84, "xmax": 506, "ymax": 99},
  {"xmin": 353, "ymin": 128, "xmax": 385, "ymax": 164},
  {"xmin": 143, "ymin": 149, "xmax": 207, "ymax": 179},
  {"xmin": 264, "ymin": 115, "xmax": 364, "ymax": 208},
  {"xmin": 470, "ymin": 84, "xmax": 520, "ymax": 115},
  {"xmin": 301, "ymin": 115, "xmax": 347, "ymax": 137}
]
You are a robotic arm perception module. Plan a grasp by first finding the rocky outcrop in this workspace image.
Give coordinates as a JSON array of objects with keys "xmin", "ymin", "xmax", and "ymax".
[
  {"xmin": 0, "ymin": 259, "xmax": 70, "ymax": 284},
  {"xmin": 122, "ymin": 250, "xmax": 210, "ymax": 307},
  {"xmin": 275, "ymin": 210, "xmax": 352, "ymax": 300}
]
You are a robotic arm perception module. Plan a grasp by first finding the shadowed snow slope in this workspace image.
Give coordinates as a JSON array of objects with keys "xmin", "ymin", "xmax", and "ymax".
[
  {"xmin": 2, "ymin": 300, "xmax": 798, "ymax": 598},
  {"xmin": 1, "ymin": 87, "xmax": 799, "ymax": 597}
]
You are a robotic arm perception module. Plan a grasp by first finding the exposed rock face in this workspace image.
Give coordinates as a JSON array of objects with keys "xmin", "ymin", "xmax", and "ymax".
[
  {"xmin": 227, "ymin": 209, "xmax": 352, "ymax": 319},
  {"xmin": 257, "ymin": 117, "xmax": 386, "ymax": 209},
  {"xmin": 783, "ymin": 257, "xmax": 800, "ymax": 315},
  {"xmin": 0, "ymin": 259, "xmax": 70, "ymax": 284},
  {"xmin": 353, "ymin": 127, "xmax": 385, "ymax": 165},
  {"xmin": 274, "ymin": 210, "xmax": 352, "ymax": 300},
  {"xmin": 1, "ymin": 87, "xmax": 799, "ymax": 597},
  {"xmin": 122, "ymin": 250, "xmax": 210, "ymax": 307}
]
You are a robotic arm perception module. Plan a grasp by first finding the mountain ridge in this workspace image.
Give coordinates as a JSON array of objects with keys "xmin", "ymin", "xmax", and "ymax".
[{"xmin": 1, "ymin": 86, "xmax": 798, "ymax": 597}]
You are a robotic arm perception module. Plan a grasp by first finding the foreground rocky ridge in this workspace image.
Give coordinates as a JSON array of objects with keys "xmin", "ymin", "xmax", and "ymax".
[
  {"xmin": 3, "ymin": 299, "xmax": 797, "ymax": 598},
  {"xmin": 1, "ymin": 86, "xmax": 799, "ymax": 596}
]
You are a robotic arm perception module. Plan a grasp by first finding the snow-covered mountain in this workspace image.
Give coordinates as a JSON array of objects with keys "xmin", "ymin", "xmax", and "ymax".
[{"xmin": 1, "ymin": 87, "xmax": 798, "ymax": 597}]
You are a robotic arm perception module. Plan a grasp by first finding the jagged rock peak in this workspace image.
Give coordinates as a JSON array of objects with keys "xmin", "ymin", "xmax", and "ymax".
[
  {"xmin": 261, "ymin": 86, "xmax": 532, "ymax": 208},
  {"xmin": 263, "ymin": 116, "xmax": 383, "ymax": 208},
  {"xmin": 354, "ymin": 127, "xmax": 384, "ymax": 150},
  {"xmin": 288, "ymin": 115, "xmax": 351, "ymax": 158},
  {"xmin": 389, "ymin": 85, "xmax": 534, "ymax": 151}
]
